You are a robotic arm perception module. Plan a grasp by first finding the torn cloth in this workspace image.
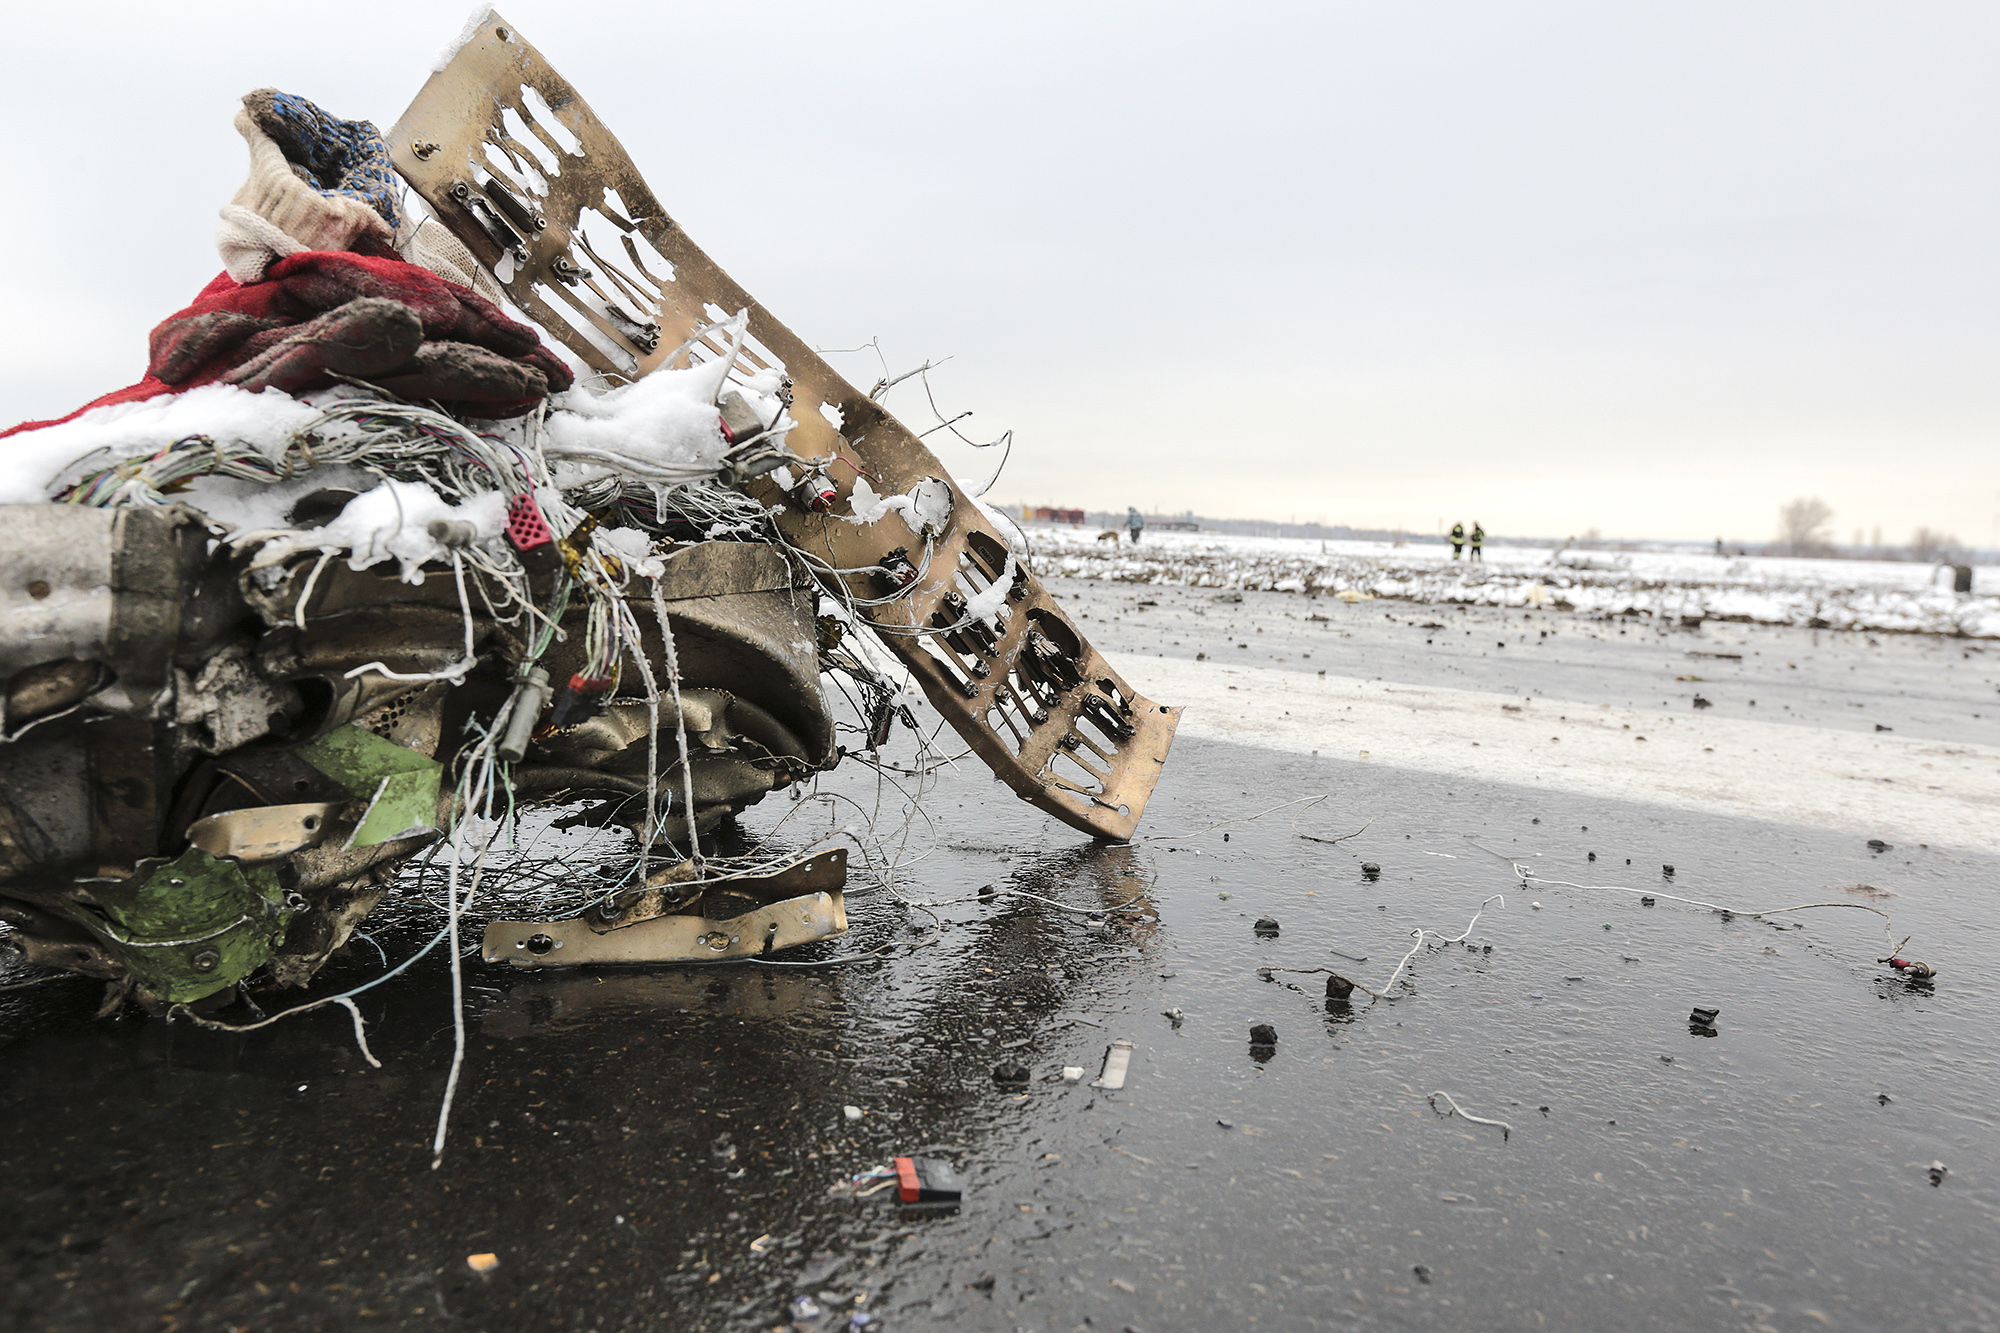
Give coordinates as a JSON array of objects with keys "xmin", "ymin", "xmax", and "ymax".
[{"xmin": 3, "ymin": 252, "xmax": 572, "ymax": 437}]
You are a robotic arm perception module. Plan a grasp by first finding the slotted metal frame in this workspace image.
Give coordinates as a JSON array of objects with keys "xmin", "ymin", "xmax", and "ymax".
[{"xmin": 389, "ymin": 13, "xmax": 1178, "ymax": 839}]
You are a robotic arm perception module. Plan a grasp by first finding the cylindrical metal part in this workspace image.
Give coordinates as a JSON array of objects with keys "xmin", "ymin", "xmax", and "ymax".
[{"xmin": 495, "ymin": 667, "xmax": 551, "ymax": 763}]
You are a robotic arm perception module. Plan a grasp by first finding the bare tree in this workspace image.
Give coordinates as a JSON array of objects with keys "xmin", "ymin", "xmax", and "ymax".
[
  {"xmin": 1777, "ymin": 497, "xmax": 1834, "ymax": 556},
  {"xmin": 1908, "ymin": 526, "xmax": 1962, "ymax": 562}
]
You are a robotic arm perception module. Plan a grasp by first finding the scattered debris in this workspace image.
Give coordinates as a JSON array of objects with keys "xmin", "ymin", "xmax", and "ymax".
[
  {"xmin": 992, "ymin": 1062, "xmax": 1031, "ymax": 1086},
  {"xmin": 466, "ymin": 1253, "xmax": 499, "ymax": 1274},
  {"xmin": 1688, "ymin": 1006, "xmax": 1720, "ymax": 1026},
  {"xmin": 843, "ymin": 1105, "xmax": 863, "ymax": 1122},
  {"xmin": 1249, "ymin": 1023, "xmax": 1279, "ymax": 1045},
  {"xmin": 1929, "ymin": 1160, "xmax": 1948, "ymax": 1186},
  {"xmin": 1324, "ymin": 974, "xmax": 1355, "ymax": 1001},
  {"xmin": 1061, "ymin": 1066, "xmax": 1085, "ymax": 1083},
  {"xmin": 1162, "ymin": 1008, "xmax": 1185, "ymax": 1026},
  {"xmin": 1253, "ymin": 916, "xmax": 1281, "ymax": 937},
  {"xmin": 1092, "ymin": 1039, "xmax": 1134, "ymax": 1090},
  {"xmin": 1361, "ymin": 862, "xmax": 1382, "ymax": 880},
  {"xmin": 1867, "ymin": 839, "xmax": 1891, "ymax": 852},
  {"xmin": 1413, "ymin": 1264, "xmax": 1433, "ymax": 1284}
]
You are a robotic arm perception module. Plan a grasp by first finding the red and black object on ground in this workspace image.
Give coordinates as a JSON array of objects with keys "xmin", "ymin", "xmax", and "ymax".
[{"xmin": 893, "ymin": 1156, "xmax": 964, "ymax": 1205}]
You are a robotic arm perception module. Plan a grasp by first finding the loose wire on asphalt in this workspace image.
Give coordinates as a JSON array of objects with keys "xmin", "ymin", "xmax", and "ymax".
[
  {"xmin": 1428, "ymin": 1090, "xmax": 1512, "ymax": 1141},
  {"xmin": 1462, "ymin": 839, "xmax": 1913, "ymax": 957}
]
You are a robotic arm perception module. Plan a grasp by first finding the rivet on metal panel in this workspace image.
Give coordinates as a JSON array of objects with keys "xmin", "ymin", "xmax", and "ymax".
[{"xmin": 411, "ymin": 139, "xmax": 440, "ymax": 160}]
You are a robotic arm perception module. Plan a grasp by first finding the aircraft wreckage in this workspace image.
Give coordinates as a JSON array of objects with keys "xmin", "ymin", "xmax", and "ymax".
[{"xmin": 0, "ymin": 13, "xmax": 1178, "ymax": 1015}]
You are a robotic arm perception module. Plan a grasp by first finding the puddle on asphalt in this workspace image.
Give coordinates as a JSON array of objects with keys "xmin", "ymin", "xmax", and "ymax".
[{"xmin": 3, "ymin": 735, "xmax": 1997, "ymax": 1331}]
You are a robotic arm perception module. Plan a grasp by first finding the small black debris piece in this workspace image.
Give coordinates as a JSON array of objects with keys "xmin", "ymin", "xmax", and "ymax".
[
  {"xmin": 1688, "ymin": 1006, "xmax": 1720, "ymax": 1026},
  {"xmin": 1413, "ymin": 1264, "xmax": 1433, "ymax": 1285},
  {"xmin": 1877, "ymin": 1094, "xmax": 1893, "ymax": 1105},
  {"xmin": 1360, "ymin": 862, "xmax": 1382, "ymax": 881},
  {"xmin": 1867, "ymin": 838, "xmax": 1890, "ymax": 852},
  {"xmin": 1325, "ymin": 974, "xmax": 1355, "ymax": 1001},
  {"xmin": 1217, "ymin": 1118, "xmax": 1235, "ymax": 1129},
  {"xmin": 1928, "ymin": 1160, "xmax": 1947, "ymax": 1186},
  {"xmin": 1253, "ymin": 916, "xmax": 1280, "ymax": 938},
  {"xmin": 1662, "ymin": 864, "xmax": 1675, "ymax": 877},
  {"xmin": 1249, "ymin": 1023, "xmax": 1279, "ymax": 1045},
  {"xmin": 1588, "ymin": 851, "xmax": 1597, "ymax": 861},
  {"xmin": 1693, "ymin": 696, "xmax": 1712, "ymax": 709},
  {"xmin": 992, "ymin": 1062, "xmax": 1031, "ymax": 1086},
  {"xmin": 1875, "ymin": 723, "xmax": 1893, "ymax": 732},
  {"xmin": 1640, "ymin": 896, "xmax": 1656, "ymax": 906}
]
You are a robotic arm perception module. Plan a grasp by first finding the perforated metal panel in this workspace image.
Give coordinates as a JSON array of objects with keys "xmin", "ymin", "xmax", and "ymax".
[{"xmin": 390, "ymin": 14, "xmax": 1178, "ymax": 838}]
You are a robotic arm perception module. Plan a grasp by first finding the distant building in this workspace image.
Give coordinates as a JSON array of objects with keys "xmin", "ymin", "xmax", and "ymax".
[{"xmin": 1030, "ymin": 506, "xmax": 1087, "ymax": 525}]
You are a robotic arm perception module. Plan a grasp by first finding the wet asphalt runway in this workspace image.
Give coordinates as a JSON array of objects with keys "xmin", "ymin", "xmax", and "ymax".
[{"xmin": 4, "ymin": 606, "xmax": 1999, "ymax": 1333}]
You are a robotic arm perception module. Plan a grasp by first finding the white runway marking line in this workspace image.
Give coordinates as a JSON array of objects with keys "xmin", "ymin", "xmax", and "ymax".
[{"xmin": 1109, "ymin": 652, "xmax": 2000, "ymax": 854}]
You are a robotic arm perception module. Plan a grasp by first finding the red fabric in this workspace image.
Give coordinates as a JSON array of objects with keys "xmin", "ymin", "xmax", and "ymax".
[{"xmin": 3, "ymin": 253, "xmax": 570, "ymax": 438}]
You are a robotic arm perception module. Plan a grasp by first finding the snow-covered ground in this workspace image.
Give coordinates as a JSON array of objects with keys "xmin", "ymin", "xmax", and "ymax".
[{"xmin": 1025, "ymin": 526, "xmax": 2000, "ymax": 638}]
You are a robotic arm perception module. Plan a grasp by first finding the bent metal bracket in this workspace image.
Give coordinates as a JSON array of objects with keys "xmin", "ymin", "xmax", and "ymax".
[{"xmin": 389, "ymin": 12, "xmax": 1179, "ymax": 842}]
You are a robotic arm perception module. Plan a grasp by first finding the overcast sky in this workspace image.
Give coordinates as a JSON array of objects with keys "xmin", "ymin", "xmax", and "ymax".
[{"xmin": 5, "ymin": 2, "xmax": 1996, "ymax": 544}]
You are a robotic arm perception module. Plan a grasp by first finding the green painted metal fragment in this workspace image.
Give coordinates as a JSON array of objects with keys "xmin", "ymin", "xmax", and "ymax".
[
  {"xmin": 298, "ymin": 725, "xmax": 444, "ymax": 848},
  {"xmin": 74, "ymin": 848, "xmax": 295, "ymax": 1004}
]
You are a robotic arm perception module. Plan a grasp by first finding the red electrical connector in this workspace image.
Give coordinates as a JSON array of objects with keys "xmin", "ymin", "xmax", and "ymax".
[
  {"xmin": 504, "ymin": 493, "xmax": 554, "ymax": 551},
  {"xmin": 542, "ymin": 673, "xmax": 613, "ymax": 730},
  {"xmin": 893, "ymin": 1156, "xmax": 963, "ymax": 1204}
]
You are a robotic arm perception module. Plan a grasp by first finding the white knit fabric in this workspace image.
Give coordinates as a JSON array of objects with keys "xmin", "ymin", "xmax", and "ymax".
[{"xmin": 214, "ymin": 204, "xmax": 307, "ymax": 283}]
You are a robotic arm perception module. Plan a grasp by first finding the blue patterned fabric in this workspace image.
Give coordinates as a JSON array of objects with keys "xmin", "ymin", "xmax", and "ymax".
[{"xmin": 245, "ymin": 90, "xmax": 403, "ymax": 230}]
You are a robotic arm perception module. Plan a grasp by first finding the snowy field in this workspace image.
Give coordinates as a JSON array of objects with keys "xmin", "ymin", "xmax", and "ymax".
[{"xmin": 1024, "ymin": 526, "xmax": 2000, "ymax": 638}]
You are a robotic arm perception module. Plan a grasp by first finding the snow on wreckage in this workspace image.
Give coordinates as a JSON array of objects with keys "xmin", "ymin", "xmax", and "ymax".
[{"xmin": 0, "ymin": 13, "xmax": 1179, "ymax": 1101}]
